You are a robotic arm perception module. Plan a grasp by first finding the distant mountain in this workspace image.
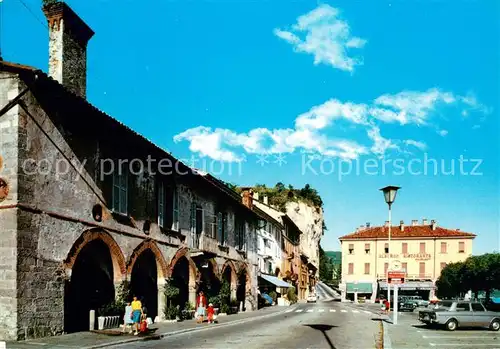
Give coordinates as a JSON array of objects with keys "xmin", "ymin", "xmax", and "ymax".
[{"xmin": 325, "ymin": 251, "xmax": 341, "ymax": 266}]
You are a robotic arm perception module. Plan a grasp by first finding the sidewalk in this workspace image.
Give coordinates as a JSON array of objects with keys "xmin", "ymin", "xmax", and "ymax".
[
  {"xmin": 382, "ymin": 310, "xmax": 429, "ymax": 349},
  {"xmin": 5, "ymin": 305, "xmax": 294, "ymax": 349}
]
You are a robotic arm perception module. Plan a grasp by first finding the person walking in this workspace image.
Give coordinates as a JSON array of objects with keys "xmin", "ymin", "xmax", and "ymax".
[
  {"xmin": 196, "ymin": 291, "xmax": 207, "ymax": 324},
  {"xmin": 122, "ymin": 302, "xmax": 134, "ymax": 334},
  {"xmin": 131, "ymin": 296, "xmax": 143, "ymax": 335},
  {"xmin": 207, "ymin": 303, "xmax": 215, "ymax": 324}
]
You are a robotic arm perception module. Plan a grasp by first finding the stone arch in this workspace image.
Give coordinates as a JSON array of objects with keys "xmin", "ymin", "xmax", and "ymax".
[
  {"xmin": 64, "ymin": 228, "xmax": 126, "ymax": 283},
  {"xmin": 237, "ymin": 263, "xmax": 252, "ymax": 293},
  {"xmin": 221, "ymin": 259, "xmax": 238, "ymax": 287},
  {"xmin": 126, "ymin": 239, "xmax": 168, "ymax": 279},
  {"xmin": 167, "ymin": 247, "xmax": 197, "ymax": 283}
]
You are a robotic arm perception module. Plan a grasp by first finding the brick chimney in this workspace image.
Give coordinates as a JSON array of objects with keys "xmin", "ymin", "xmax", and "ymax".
[
  {"xmin": 431, "ymin": 219, "xmax": 437, "ymax": 230},
  {"xmin": 366, "ymin": 222, "xmax": 370, "ymax": 228},
  {"xmin": 400, "ymin": 220, "xmax": 405, "ymax": 232},
  {"xmin": 43, "ymin": 2, "xmax": 94, "ymax": 98},
  {"xmin": 422, "ymin": 218, "xmax": 428, "ymax": 225},
  {"xmin": 263, "ymin": 196, "xmax": 268, "ymax": 205},
  {"xmin": 411, "ymin": 219, "xmax": 418, "ymax": 226},
  {"xmin": 241, "ymin": 189, "xmax": 253, "ymax": 209}
]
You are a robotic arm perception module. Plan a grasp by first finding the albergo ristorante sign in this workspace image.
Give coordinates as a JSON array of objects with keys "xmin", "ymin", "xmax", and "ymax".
[{"xmin": 378, "ymin": 253, "xmax": 431, "ymax": 261}]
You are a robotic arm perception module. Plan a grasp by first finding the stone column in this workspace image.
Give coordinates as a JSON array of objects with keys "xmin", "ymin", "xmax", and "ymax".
[
  {"xmin": 189, "ymin": 282, "xmax": 197, "ymax": 307},
  {"xmin": 157, "ymin": 278, "xmax": 166, "ymax": 322}
]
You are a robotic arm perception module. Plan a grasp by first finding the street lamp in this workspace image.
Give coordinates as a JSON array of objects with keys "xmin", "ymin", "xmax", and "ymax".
[{"xmin": 380, "ymin": 185, "xmax": 400, "ymax": 323}]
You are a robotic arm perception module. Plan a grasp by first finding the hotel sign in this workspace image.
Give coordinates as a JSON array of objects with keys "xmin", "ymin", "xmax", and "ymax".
[{"xmin": 378, "ymin": 253, "xmax": 431, "ymax": 261}]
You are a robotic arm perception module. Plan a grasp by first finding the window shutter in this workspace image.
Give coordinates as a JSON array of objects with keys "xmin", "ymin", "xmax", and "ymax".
[
  {"xmin": 217, "ymin": 212, "xmax": 223, "ymax": 243},
  {"xmin": 190, "ymin": 202, "xmax": 196, "ymax": 231}
]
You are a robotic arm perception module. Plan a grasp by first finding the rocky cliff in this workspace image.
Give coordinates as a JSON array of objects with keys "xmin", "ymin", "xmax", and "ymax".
[{"xmin": 285, "ymin": 201, "xmax": 324, "ymax": 270}]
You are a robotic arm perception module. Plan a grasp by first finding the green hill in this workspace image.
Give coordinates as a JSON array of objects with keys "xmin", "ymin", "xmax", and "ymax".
[{"xmin": 325, "ymin": 251, "xmax": 341, "ymax": 266}]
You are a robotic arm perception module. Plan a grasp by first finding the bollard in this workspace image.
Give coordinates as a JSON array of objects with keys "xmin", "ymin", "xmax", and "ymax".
[{"xmin": 89, "ymin": 310, "xmax": 95, "ymax": 331}]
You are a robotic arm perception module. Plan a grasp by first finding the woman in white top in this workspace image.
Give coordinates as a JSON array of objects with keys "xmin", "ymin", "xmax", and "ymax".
[{"xmin": 122, "ymin": 302, "xmax": 134, "ymax": 333}]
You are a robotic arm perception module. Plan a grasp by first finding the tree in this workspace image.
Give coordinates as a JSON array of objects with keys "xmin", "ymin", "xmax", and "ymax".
[
  {"xmin": 275, "ymin": 182, "xmax": 286, "ymax": 192},
  {"xmin": 436, "ymin": 262, "xmax": 465, "ymax": 298},
  {"xmin": 319, "ymin": 245, "xmax": 334, "ymax": 283}
]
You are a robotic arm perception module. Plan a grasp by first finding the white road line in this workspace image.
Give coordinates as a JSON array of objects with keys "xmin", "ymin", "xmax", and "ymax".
[
  {"xmin": 285, "ymin": 309, "xmax": 293, "ymax": 313},
  {"xmin": 363, "ymin": 310, "xmax": 371, "ymax": 314},
  {"xmin": 318, "ymin": 309, "xmax": 325, "ymax": 313},
  {"xmin": 296, "ymin": 309, "xmax": 303, "ymax": 313},
  {"xmin": 341, "ymin": 309, "xmax": 347, "ymax": 313},
  {"xmin": 429, "ymin": 344, "xmax": 500, "ymax": 347},
  {"xmin": 306, "ymin": 309, "xmax": 313, "ymax": 313},
  {"xmin": 352, "ymin": 310, "xmax": 359, "ymax": 313},
  {"xmin": 424, "ymin": 335, "xmax": 499, "ymax": 339},
  {"xmin": 329, "ymin": 309, "xmax": 336, "ymax": 312}
]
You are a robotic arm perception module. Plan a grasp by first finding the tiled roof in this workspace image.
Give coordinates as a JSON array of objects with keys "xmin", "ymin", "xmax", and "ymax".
[
  {"xmin": 339, "ymin": 225, "xmax": 476, "ymax": 240},
  {"xmin": 0, "ymin": 60, "xmax": 257, "ymax": 217}
]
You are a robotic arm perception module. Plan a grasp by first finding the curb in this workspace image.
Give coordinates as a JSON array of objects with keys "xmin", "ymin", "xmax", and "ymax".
[
  {"xmin": 82, "ymin": 306, "xmax": 296, "ymax": 349},
  {"xmin": 382, "ymin": 321, "xmax": 392, "ymax": 349}
]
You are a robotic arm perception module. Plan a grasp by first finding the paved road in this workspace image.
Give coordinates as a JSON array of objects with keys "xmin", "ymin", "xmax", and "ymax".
[
  {"xmin": 109, "ymin": 301, "xmax": 381, "ymax": 349},
  {"xmin": 386, "ymin": 308, "xmax": 500, "ymax": 349}
]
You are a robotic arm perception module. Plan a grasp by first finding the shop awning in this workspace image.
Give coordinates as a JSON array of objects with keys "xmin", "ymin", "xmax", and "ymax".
[
  {"xmin": 259, "ymin": 274, "xmax": 293, "ymax": 288},
  {"xmin": 378, "ymin": 281, "xmax": 434, "ymax": 291},
  {"xmin": 346, "ymin": 282, "xmax": 372, "ymax": 294}
]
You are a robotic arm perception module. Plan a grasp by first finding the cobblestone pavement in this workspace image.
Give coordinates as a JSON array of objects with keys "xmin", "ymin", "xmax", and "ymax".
[{"xmin": 109, "ymin": 302, "xmax": 382, "ymax": 349}]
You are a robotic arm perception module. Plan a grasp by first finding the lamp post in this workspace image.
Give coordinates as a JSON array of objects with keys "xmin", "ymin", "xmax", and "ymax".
[{"xmin": 380, "ymin": 186, "xmax": 400, "ymax": 320}]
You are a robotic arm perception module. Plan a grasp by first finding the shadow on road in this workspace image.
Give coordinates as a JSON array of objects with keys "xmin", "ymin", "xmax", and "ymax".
[
  {"xmin": 371, "ymin": 317, "xmax": 393, "ymax": 324},
  {"xmin": 412, "ymin": 324, "xmax": 490, "ymax": 331},
  {"xmin": 303, "ymin": 324, "xmax": 338, "ymax": 349}
]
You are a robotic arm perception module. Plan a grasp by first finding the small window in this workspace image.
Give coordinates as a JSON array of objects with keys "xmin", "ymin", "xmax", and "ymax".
[
  {"xmin": 419, "ymin": 262, "xmax": 425, "ymax": 277},
  {"xmin": 348, "ymin": 263, "xmax": 354, "ymax": 275},
  {"xmin": 384, "ymin": 262, "xmax": 388, "ymax": 275},
  {"xmin": 471, "ymin": 303, "xmax": 485, "ymax": 312},
  {"xmin": 158, "ymin": 181, "xmax": 165, "ymax": 227},
  {"xmin": 440, "ymin": 242, "xmax": 447, "ymax": 253},
  {"xmin": 348, "ymin": 244, "xmax": 354, "ymax": 254},
  {"xmin": 384, "ymin": 243, "xmax": 389, "ymax": 254},
  {"xmin": 112, "ymin": 168, "xmax": 128, "ymax": 214},
  {"xmin": 440, "ymin": 262, "xmax": 447, "ymax": 271},
  {"xmin": 402, "ymin": 243, "xmax": 408, "ymax": 254},
  {"xmin": 456, "ymin": 303, "xmax": 470, "ymax": 311},
  {"xmin": 364, "ymin": 263, "xmax": 370, "ymax": 275},
  {"xmin": 365, "ymin": 243, "xmax": 370, "ymax": 254},
  {"xmin": 172, "ymin": 185, "xmax": 180, "ymax": 231},
  {"xmin": 420, "ymin": 242, "xmax": 426, "ymax": 253},
  {"xmin": 402, "ymin": 262, "xmax": 407, "ymax": 273},
  {"xmin": 459, "ymin": 241, "xmax": 465, "ymax": 253}
]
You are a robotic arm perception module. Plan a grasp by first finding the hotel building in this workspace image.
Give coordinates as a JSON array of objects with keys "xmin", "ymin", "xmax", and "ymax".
[{"xmin": 339, "ymin": 219, "xmax": 476, "ymax": 302}]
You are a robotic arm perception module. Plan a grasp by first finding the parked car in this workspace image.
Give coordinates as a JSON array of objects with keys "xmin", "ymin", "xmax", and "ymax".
[
  {"xmin": 418, "ymin": 300, "xmax": 500, "ymax": 331},
  {"xmin": 398, "ymin": 297, "xmax": 418, "ymax": 312},
  {"xmin": 307, "ymin": 294, "xmax": 317, "ymax": 303}
]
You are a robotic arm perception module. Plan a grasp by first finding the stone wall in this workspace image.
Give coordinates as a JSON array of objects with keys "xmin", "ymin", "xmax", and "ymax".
[
  {"xmin": 0, "ymin": 71, "xmax": 259, "ymax": 339},
  {"xmin": 0, "ymin": 72, "xmax": 20, "ymax": 340},
  {"xmin": 285, "ymin": 201, "xmax": 324, "ymax": 271}
]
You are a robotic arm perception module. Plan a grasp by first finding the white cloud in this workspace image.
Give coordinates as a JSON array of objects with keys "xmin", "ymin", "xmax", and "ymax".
[
  {"xmin": 373, "ymin": 88, "xmax": 456, "ymax": 125},
  {"xmin": 274, "ymin": 4, "xmax": 366, "ymax": 72},
  {"xmin": 404, "ymin": 139, "xmax": 427, "ymax": 150},
  {"xmin": 367, "ymin": 126, "xmax": 398, "ymax": 156},
  {"xmin": 174, "ymin": 88, "xmax": 489, "ymax": 161}
]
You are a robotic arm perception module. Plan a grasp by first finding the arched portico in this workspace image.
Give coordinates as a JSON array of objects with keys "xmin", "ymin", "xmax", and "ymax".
[
  {"xmin": 127, "ymin": 240, "xmax": 169, "ymax": 321},
  {"xmin": 237, "ymin": 263, "xmax": 253, "ymax": 311},
  {"xmin": 63, "ymin": 229, "xmax": 126, "ymax": 333},
  {"xmin": 168, "ymin": 247, "xmax": 198, "ymax": 308},
  {"xmin": 221, "ymin": 260, "xmax": 238, "ymax": 301}
]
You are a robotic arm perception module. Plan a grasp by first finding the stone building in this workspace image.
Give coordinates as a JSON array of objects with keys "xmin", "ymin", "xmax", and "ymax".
[{"xmin": 0, "ymin": 2, "xmax": 258, "ymax": 341}]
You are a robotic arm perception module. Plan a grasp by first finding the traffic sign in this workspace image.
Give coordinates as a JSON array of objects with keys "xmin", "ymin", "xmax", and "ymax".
[{"xmin": 388, "ymin": 270, "xmax": 406, "ymax": 284}]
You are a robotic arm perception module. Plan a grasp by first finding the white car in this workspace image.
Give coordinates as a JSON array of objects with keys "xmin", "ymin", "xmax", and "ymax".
[{"xmin": 307, "ymin": 294, "xmax": 317, "ymax": 303}]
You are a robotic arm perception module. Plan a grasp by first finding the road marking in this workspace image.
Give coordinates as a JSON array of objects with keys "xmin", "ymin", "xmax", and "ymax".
[
  {"xmin": 285, "ymin": 309, "xmax": 293, "ymax": 313},
  {"xmin": 341, "ymin": 309, "xmax": 347, "ymax": 313},
  {"xmin": 330, "ymin": 309, "xmax": 336, "ymax": 312},
  {"xmin": 363, "ymin": 310, "xmax": 371, "ymax": 314},
  {"xmin": 424, "ymin": 335, "xmax": 500, "ymax": 339},
  {"xmin": 318, "ymin": 309, "xmax": 325, "ymax": 313},
  {"xmin": 306, "ymin": 309, "xmax": 313, "ymax": 313},
  {"xmin": 296, "ymin": 309, "xmax": 303, "ymax": 313},
  {"xmin": 352, "ymin": 310, "xmax": 359, "ymax": 313},
  {"xmin": 429, "ymin": 344, "xmax": 500, "ymax": 347}
]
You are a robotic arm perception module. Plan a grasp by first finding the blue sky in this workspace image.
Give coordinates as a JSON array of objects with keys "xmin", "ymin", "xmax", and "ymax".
[{"xmin": 4, "ymin": 0, "xmax": 499, "ymax": 253}]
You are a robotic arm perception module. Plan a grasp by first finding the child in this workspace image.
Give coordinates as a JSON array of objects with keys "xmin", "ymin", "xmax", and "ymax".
[
  {"xmin": 207, "ymin": 303, "xmax": 215, "ymax": 323},
  {"xmin": 122, "ymin": 302, "xmax": 133, "ymax": 334}
]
